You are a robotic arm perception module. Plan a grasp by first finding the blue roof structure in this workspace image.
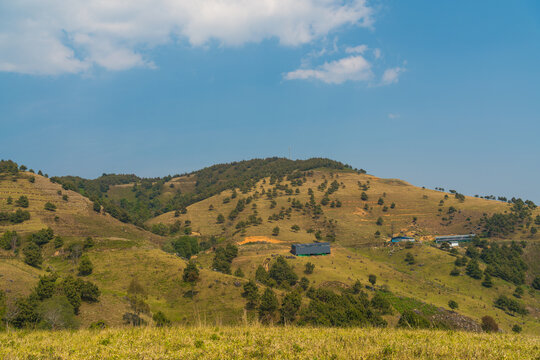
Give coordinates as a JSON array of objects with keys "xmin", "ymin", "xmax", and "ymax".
[
  {"xmin": 391, "ymin": 236, "xmax": 415, "ymax": 243},
  {"xmin": 435, "ymin": 234, "xmax": 475, "ymax": 243}
]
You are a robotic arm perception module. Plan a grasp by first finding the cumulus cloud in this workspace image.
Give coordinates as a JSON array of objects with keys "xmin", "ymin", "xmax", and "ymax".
[
  {"xmin": 284, "ymin": 55, "xmax": 372, "ymax": 84},
  {"xmin": 0, "ymin": 0, "xmax": 374, "ymax": 75},
  {"xmin": 381, "ymin": 66, "xmax": 405, "ymax": 85}
]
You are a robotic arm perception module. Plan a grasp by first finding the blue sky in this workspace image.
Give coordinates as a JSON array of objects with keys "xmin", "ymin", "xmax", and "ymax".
[{"xmin": 1, "ymin": 1, "xmax": 539, "ymax": 202}]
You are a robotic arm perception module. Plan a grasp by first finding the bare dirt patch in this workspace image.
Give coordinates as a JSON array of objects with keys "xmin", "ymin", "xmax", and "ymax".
[{"xmin": 238, "ymin": 236, "xmax": 283, "ymax": 245}]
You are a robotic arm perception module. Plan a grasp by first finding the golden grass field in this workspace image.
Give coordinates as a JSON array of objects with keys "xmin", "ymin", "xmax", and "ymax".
[{"xmin": 0, "ymin": 326, "xmax": 539, "ymax": 359}]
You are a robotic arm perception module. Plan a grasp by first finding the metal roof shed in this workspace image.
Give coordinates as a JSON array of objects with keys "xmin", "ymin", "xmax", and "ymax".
[{"xmin": 291, "ymin": 243, "xmax": 331, "ymax": 256}]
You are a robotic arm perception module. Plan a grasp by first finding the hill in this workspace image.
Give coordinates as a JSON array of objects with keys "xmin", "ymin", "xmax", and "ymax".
[{"xmin": 1, "ymin": 159, "xmax": 539, "ymax": 335}]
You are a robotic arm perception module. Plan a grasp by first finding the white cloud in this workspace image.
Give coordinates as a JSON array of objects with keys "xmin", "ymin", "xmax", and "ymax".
[
  {"xmin": 388, "ymin": 113, "xmax": 400, "ymax": 119},
  {"xmin": 373, "ymin": 48, "xmax": 381, "ymax": 59},
  {"xmin": 0, "ymin": 0, "xmax": 374, "ymax": 75},
  {"xmin": 381, "ymin": 66, "xmax": 405, "ymax": 85},
  {"xmin": 285, "ymin": 55, "xmax": 372, "ymax": 84},
  {"xmin": 345, "ymin": 44, "xmax": 368, "ymax": 54}
]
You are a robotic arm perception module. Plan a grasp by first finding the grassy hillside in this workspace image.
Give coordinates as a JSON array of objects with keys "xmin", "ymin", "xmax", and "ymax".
[
  {"xmin": 1, "ymin": 160, "xmax": 539, "ymax": 335},
  {"xmin": 149, "ymin": 169, "xmax": 539, "ymax": 245},
  {"xmin": 1, "ymin": 326, "xmax": 539, "ymax": 359}
]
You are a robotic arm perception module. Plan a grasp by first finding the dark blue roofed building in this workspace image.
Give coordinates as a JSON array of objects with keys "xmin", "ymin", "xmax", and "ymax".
[
  {"xmin": 390, "ymin": 236, "xmax": 415, "ymax": 243},
  {"xmin": 291, "ymin": 243, "xmax": 331, "ymax": 256}
]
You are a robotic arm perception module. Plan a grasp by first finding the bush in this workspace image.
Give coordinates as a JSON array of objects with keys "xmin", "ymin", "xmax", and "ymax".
[
  {"xmin": 44, "ymin": 202, "xmax": 57, "ymax": 211},
  {"xmin": 368, "ymin": 274, "xmax": 377, "ymax": 286},
  {"xmin": 183, "ymin": 261, "xmax": 200, "ymax": 283},
  {"xmin": 481, "ymin": 273, "xmax": 493, "ymax": 288},
  {"xmin": 269, "ymin": 256, "xmax": 298, "ymax": 287},
  {"xmin": 494, "ymin": 295, "xmax": 528, "ymax": 315},
  {"xmin": 78, "ymin": 256, "xmax": 93, "ymax": 276},
  {"xmin": 450, "ymin": 268, "xmax": 460, "ymax": 276},
  {"xmin": 465, "ymin": 259, "xmax": 482, "ymax": 279},
  {"xmin": 404, "ymin": 253, "xmax": 415, "ymax": 265},
  {"xmin": 54, "ymin": 236, "xmax": 64, "ymax": 249},
  {"xmin": 481, "ymin": 316, "xmax": 498, "ymax": 332},
  {"xmin": 376, "ymin": 217, "xmax": 383, "ymax": 226},
  {"xmin": 152, "ymin": 311, "xmax": 171, "ymax": 327},
  {"xmin": 37, "ymin": 295, "xmax": 78, "ymax": 330},
  {"xmin": 83, "ymin": 237, "xmax": 95, "ymax": 249},
  {"xmin": 234, "ymin": 268, "xmax": 244, "ymax": 277},
  {"xmin": 512, "ymin": 324, "xmax": 522, "ymax": 333},
  {"xmin": 304, "ymin": 262, "xmax": 315, "ymax": 275},
  {"xmin": 280, "ymin": 290, "xmax": 302, "ymax": 324},
  {"xmin": 123, "ymin": 312, "xmax": 146, "ymax": 326},
  {"xmin": 532, "ymin": 276, "xmax": 540, "ymax": 290},
  {"xmin": 397, "ymin": 310, "xmax": 430, "ymax": 329},
  {"xmin": 23, "ymin": 243, "xmax": 43, "ymax": 267},
  {"xmin": 30, "ymin": 228, "xmax": 54, "ymax": 246},
  {"xmin": 513, "ymin": 286, "xmax": 524, "ymax": 298},
  {"xmin": 371, "ymin": 293, "xmax": 393, "ymax": 315},
  {"xmin": 448, "ymin": 300, "xmax": 458, "ymax": 310},
  {"xmin": 15, "ymin": 195, "xmax": 29, "ymax": 208},
  {"xmin": 272, "ymin": 226, "xmax": 280, "ymax": 236}
]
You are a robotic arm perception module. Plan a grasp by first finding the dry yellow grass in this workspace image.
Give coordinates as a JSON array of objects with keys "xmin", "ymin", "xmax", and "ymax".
[{"xmin": 0, "ymin": 326, "xmax": 538, "ymax": 359}]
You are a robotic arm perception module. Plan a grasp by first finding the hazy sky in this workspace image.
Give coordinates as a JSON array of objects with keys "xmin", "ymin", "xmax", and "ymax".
[{"xmin": 1, "ymin": 1, "xmax": 539, "ymax": 202}]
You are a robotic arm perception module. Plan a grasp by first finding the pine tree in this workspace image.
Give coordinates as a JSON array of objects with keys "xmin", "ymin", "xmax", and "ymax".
[
  {"xmin": 258, "ymin": 288, "xmax": 278, "ymax": 324},
  {"xmin": 78, "ymin": 256, "xmax": 93, "ymax": 276}
]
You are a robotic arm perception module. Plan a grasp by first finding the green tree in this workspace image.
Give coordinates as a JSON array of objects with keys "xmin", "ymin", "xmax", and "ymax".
[
  {"xmin": 15, "ymin": 195, "xmax": 29, "ymax": 208},
  {"xmin": 299, "ymin": 277, "xmax": 309, "ymax": 291},
  {"xmin": 304, "ymin": 262, "xmax": 315, "ymax": 275},
  {"xmin": 37, "ymin": 295, "xmax": 78, "ymax": 330},
  {"xmin": 466, "ymin": 259, "xmax": 482, "ymax": 279},
  {"xmin": 361, "ymin": 192, "xmax": 368, "ymax": 201},
  {"xmin": 450, "ymin": 268, "xmax": 460, "ymax": 276},
  {"xmin": 23, "ymin": 243, "xmax": 43, "ymax": 267},
  {"xmin": 404, "ymin": 253, "xmax": 415, "ymax": 265},
  {"xmin": 78, "ymin": 256, "xmax": 93, "ymax": 276},
  {"xmin": 280, "ymin": 290, "xmax": 302, "ymax": 324},
  {"xmin": 216, "ymin": 214, "xmax": 225, "ymax": 224},
  {"xmin": 448, "ymin": 300, "xmax": 458, "ymax": 310},
  {"xmin": 513, "ymin": 286, "xmax": 524, "ymax": 299},
  {"xmin": 377, "ymin": 197, "xmax": 384, "ymax": 205},
  {"xmin": 376, "ymin": 217, "xmax": 383, "ymax": 226},
  {"xmin": 83, "ymin": 237, "xmax": 95, "ymax": 249},
  {"xmin": 62, "ymin": 276, "xmax": 82, "ymax": 314},
  {"xmin": 272, "ymin": 226, "xmax": 280, "ymax": 236},
  {"xmin": 183, "ymin": 261, "xmax": 200, "ymax": 283},
  {"xmin": 368, "ymin": 274, "xmax": 377, "ymax": 286},
  {"xmin": 93, "ymin": 202, "xmax": 101, "ymax": 213},
  {"xmin": 35, "ymin": 274, "xmax": 58, "ymax": 300},
  {"xmin": 242, "ymin": 280, "xmax": 259, "ymax": 309},
  {"xmin": 512, "ymin": 324, "xmax": 522, "ymax": 333},
  {"xmin": 258, "ymin": 288, "xmax": 278, "ymax": 324},
  {"xmin": 482, "ymin": 273, "xmax": 493, "ymax": 288},
  {"xmin": 53, "ymin": 236, "xmax": 64, "ymax": 249},
  {"xmin": 397, "ymin": 310, "xmax": 430, "ymax": 329},
  {"xmin": 481, "ymin": 316, "xmax": 498, "ymax": 332},
  {"xmin": 532, "ymin": 276, "xmax": 540, "ymax": 290},
  {"xmin": 255, "ymin": 265, "xmax": 270, "ymax": 285},
  {"xmin": 234, "ymin": 267, "xmax": 245, "ymax": 278},
  {"xmin": 44, "ymin": 202, "xmax": 57, "ymax": 211},
  {"xmin": 269, "ymin": 256, "xmax": 298, "ymax": 287},
  {"xmin": 30, "ymin": 227, "xmax": 54, "ymax": 246}
]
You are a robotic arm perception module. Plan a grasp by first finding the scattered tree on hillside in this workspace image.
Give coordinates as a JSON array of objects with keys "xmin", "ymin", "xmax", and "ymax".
[
  {"xmin": 258, "ymin": 288, "xmax": 278, "ymax": 324},
  {"xmin": 269, "ymin": 256, "xmax": 298, "ymax": 287},
  {"xmin": 304, "ymin": 262, "xmax": 315, "ymax": 275},
  {"xmin": 153, "ymin": 311, "xmax": 171, "ymax": 327},
  {"xmin": 448, "ymin": 300, "xmax": 458, "ymax": 310},
  {"xmin": 481, "ymin": 316, "xmax": 498, "ymax": 332},
  {"xmin": 481, "ymin": 273, "xmax": 493, "ymax": 288},
  {"xmin": 15, "ymin": 196, "xmax": 29, "ymax": 208},
  {"xmin": 272, "ymin": 226, "xmax": 280, "ymax": 236},
  {"xmin": 404, "ymin": 253, "xmax": 415, "ymax": 265},
  {"xmin": 23, "ymin": 243, "xmax": 42, "ymax": 267},
  {"xmin": 280, "ymin": 290, "xmax": 302, "ymax": 324},
  {"xmin": 532, "ymin": 276, "xmax": 540, "ymax": 290},
  {"xmin": 242, "ymin": 280, "xmax": 259, "ymax": 309},
  {"xmin": 465, "ymin": 259, "xmax": 482, "ymax": 279},
  {"xmin": 376, "ymin": 217, "xmax": 383, "ymax": 226},
  {"xmin": 183, "ymin": 261, "xmax": 200, "ymax": 283},
  {"xmin": 368, "ymin": 274, "xmax": 377, "ymax": 286},
  {"xmin": 234, "ymin": 268, "xmax": 244, "ymax": 278},
  {"xmin": 78, "ymin": 256, "xmax": 93, "ymax": 276},
  {"xmin": 44, "ymin": 202, "xmax": 56, "ymax": 211},
  {"xmin": 216, "ymin": 214, "xmax": 225, "ymax": 224}
]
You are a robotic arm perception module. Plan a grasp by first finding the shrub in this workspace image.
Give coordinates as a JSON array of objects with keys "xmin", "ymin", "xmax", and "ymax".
[
  {"xmin": 272, "ymin": 226, "xmax": 280, "ymax": 236},
  {"xmin": 54, "ymin": 236, "xmax": 64, "ymax": 249},
  {"xmin": 494, "ymin": 295, "xmax": 528, "ymax": 315},
  {"xmin": 83, "ymin": 237, "xmax": 95, "ymax": 249},
  {"xmin": 376, "ymin": 217, "xmax": 383, "ymax": 226},
  {"xmin": 512, "ymin": 324, "xmax": 522, "ymax": 333},
  {"xmin": 37, "ymin": 295, "xmax": 78, "ymax": 330},
  {"xmin": 152, "ymin": 311, "xmax": 171, "ymax": 327},
  {"xmin": 30, "ymin": 228, "xmax": 54, "ymax": 246},
  {"xmin": 404, "ymin": 253, "xmax": 415, "ymax": 265},
  {"xmin": 304, "ymin": 262, "xmax": 315, "ymax": 275},
  {"xmin": 216, "ymin": 214, "xmax": 225, "ymax": 224},
  {"xmin": 269, "ymin": 256, "xmax": 298, "ymax": 287},
  {"xmin": 368, "ymin": 274, "xmax": 377, "ymax": 286},
  {"xmin": 123, "ymin": 312, "xmax": 146, "ymax": 326},
  {"xmin": 44, "ymin": 202, "xmax": 57, "ymax": 211},
  {"xmin": 23, "ymin": 243, "xmax": 43, "ymax": 267},
  {"xmin": 448, "ymin": 300, "xmax": 458, "ymax": 310},
  {"xmin": 183, "ymin": 261, "xmax": 200, "ymax": 283},
  {"xmin": 481, "ymin": 273, "xmax": 493, "ymax": 288},
  {"xmin": 532, "ymin": 276, "xmax": 540, "ymax": 290},
  {"xmin": 78, "ymin": 256, "xmax": 93, "ymax": 276},
  {"xmin": 481, "ymin": 316, "xmax": 498, "ymax": 332},
  {"xmin": 450, "ymin": 268, "xmax": 460, "ymax": 276},
  {"xmin": 513, "ymin": 286, "xmax": 524, "ymax": 298},
  {"xmin": 465, "ymin": 259, "xmax": 482, "ymax": 279},
  {"xmin": 397, "ymin": 310, "xmax": 430, "ymax": 329},
  {"xmin": 15, "ymin": 195, "xmax": 29, "ymax": 208},
  {"xmin": 280, "ymin": 290, "xmax": 302, "ymax": 324}
]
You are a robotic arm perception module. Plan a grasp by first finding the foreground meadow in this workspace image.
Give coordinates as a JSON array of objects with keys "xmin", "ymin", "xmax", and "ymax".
[{"xmin": 1, "ymin": 326, "xmax": 539, "ymax": 360}]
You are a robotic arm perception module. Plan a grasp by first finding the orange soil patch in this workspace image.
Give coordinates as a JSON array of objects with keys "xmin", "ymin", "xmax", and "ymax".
[
  {"xmin": 353, "ymin": 207, "xmax": 368, "ymax": 216},
  {"xmin": 238, "ymin": 236, "xmax": 283, "ymax": 245}
]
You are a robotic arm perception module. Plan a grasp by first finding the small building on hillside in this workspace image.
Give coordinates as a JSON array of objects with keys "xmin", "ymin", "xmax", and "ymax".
[
  {"xmin": 390, "ymin": 236, "xmax": 416, "ymax": 243},
  {"xmin": 435, "ymin": 234, "xmax": 475, "ymax": 245},
  {"xmin": 291, "ymin": 243, "xmax": 331, "ymax": 256}
]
